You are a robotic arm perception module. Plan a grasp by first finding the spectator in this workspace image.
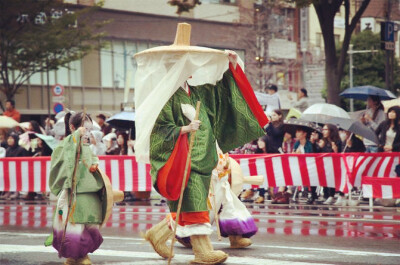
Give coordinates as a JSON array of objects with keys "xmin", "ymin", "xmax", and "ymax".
[
  {"xmin": 287, "ymin": 88, "xmax": 309, "ymax": 112},
  {"xmin": 1, "ymin": 133, "xmax": 27, "ymax": 200},
  {"xmin": 361, "ymin": 95, "xmax": 386, "ymax": 153},
  {"xmin": 116, "ymin": 131, "xmax": 129, "ymax": 155},
  {"xmin": 44, "ymin": 117, "xmax": 56, "ymax": 137},
  {"xmin": 263, "ymin": 84, "xmax": 281, "ymax": 116},
  {"xmin": 28, "ymin": 120, "xmax": 42, "ymax": 134},
  {"xmin": 103, "ymin": 133, "xmax": 118, "ymax": 155},
  {"xmin": 240, "ymin": 140, "xmax": 258, "ymax": 154},
  {"xmin": 96, "ymin": 114, "xmax": 112, "ymax": 136},
  {"xmin": 3, "ymin": 99, "xmax": 21, "ymax": 122},
  {"xmin": 376, "ymin": 106, "xmax": 400, "ymax": 153},
  {"xmin": 313, "ymin": 124, "xmax": 341, "ymax": 205},
  {"xmin": 282, "ymin": 132, "xmax": 296, "ymax": 154},
  {"xmin": 240, "ymin": 137, "xmax": 268, "ymax": 203},
  {"xmin": 265, "ymin": 110, "xmax": 284, "ymax": 154},
  {"xmin": 341, "ymin": 131, "xmax": 365, "ymax": 153},
  {"xmin": 90, "ymin": 131, "xmax": 107, "ymax": 156},
  {"xmin": 292, "ymin": 128, "xmax": 316, "ymax": 204},
  {"xmin": 23, "ymin": 136, "xmax": 53, "ymax": 200}
]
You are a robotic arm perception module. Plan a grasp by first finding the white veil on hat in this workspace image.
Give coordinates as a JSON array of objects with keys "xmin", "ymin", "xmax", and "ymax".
[{"xmin": 134, "ymin": 23, "xmax": 231, "ymax": 163}]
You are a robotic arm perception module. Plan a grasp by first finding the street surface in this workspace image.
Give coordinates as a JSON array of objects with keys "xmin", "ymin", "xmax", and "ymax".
[{"xmin": 0, "ymin": 198, "xmax": 399, "ymax": 265}]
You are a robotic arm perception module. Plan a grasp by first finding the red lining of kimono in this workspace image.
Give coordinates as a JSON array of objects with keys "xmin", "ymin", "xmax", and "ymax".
[
  {"xmin": 229, "ymin": 63, "xmax": 269, "ymax": 128},
  {"xmin": 169, "ymin": 211, "xmax": 210, "ymax": 226},
  {"xmin": 156, "ymin": 132, "xmax": 191, "ymax": 201}
]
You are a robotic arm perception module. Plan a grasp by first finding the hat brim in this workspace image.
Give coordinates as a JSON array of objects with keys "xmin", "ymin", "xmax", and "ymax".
[{"xmin": 135, "ymin": 45, "xmax": 225, "ymax": 57}]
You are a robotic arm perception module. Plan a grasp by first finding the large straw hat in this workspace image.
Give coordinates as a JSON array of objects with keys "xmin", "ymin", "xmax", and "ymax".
[
  {"xmin": 229, "ymin": 158, "xmax": 264, "ymax": 196},
  {"xmin": 98, "ymin": 169, "xmax": 124, "ymax": 226},
  {"xmin": 134, "ymin": 23, "xmax": 225, "ymax": 57}
]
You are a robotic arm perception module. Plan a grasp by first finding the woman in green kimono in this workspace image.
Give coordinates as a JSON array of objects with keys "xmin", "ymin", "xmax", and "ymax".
[
  {"xmin": 144, "ymin": 52, "xmax": 268, "ymax": 264},
  {"xmin": 49, "ymin": 112, "xmax": 104, "ymax": 265}
]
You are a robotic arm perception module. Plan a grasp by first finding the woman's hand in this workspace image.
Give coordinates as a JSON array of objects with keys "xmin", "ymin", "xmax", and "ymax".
[
  {"xmin": 331, "ymin": 142, "xmax": 338, "ymax": 153},
  {"xmin": 127, "ymin": 140, "xmax": 135, "ymax": 148},
  {"xmin": 181, "ymin": 120, "xmax": 201, "ymax": 134},
  {"xmin": 318, "ymin": 139, "xmax": 325, "ymax": 148},
  {"xmin": 78, "ymin": 127, "xmax": 86, "ymax": 136},
  {"xmin": 384, "ymin": 145, "xmax": 393, "ymax": 152},
  {"xmin": 89, "ymin": 164, "xmax": 98, "ymax": 173},
  {"xmin": 225, "ymin": 50, "xmax": 238, "ymax": 69}
]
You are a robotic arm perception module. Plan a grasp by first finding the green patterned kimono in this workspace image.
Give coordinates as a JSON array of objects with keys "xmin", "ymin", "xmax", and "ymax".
[
  {"xmin": 150, "ymin": 70, "xmax": 265, "ymax": 213},
  {"xmin": 49, "ymin": 130, "xmax": 104, "ymax": 224}
]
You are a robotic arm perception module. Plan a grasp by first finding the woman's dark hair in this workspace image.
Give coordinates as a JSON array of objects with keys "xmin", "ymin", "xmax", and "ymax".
[
  {"xmin": 29, "ymin": 120, "xmax": 42, "ymax": 134},
  {"xmin": 368, "ymin": 95, "xmax": 384, "ymax": 121},
  {"xmin": 271, "ymin": 109, "xmax": 283, "ymax": 127},
  {"xmin": 116, "ymin": 131, "xmax": 128, "ymax": 155},
  {"xmin": 385, "ymin": 106, "xmax": 400, "ymax": 132},
  {"xmin": 300, "ymin": 88, "xmax": 308, "ymax": 97},
  {"xmin": 323, "ymin": 123, "xmax": 340, "ymax": 143},
  {"xmin": 64, "ymin": 112, "xmax": 92, "ymax": 136}
]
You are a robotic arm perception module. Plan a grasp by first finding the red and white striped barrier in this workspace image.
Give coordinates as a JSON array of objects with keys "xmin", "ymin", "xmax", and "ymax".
[
  {"xmin": 232, "ymin": 153, "xmax": 350, "ymax": 192},
  {"xmin": 350, "ymin": 153, "xmax": 400, "ymax": 187},
  {"xmin": 1, "ymin": 153, "xmax": 399, "ymax": 193},
  {"xmin": 362, "ymin": 176, "xmax": 400, "ymax": 199},
  {"xmin": 0, "ymin": 156, "xmax": 152, "ymax": 192},
  {"xmin": 231, "ymin": 153, "xmax": 400, "ymax": 193}
]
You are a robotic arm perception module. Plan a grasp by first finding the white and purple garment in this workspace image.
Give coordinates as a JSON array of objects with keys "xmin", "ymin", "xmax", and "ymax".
[
  {"xmin": 209, "ymin": 170, "xmax": 258, "ymax": 238},
  {"xmin": 52, "ymin": 190, "xmax": 103, "ymax": 259}
]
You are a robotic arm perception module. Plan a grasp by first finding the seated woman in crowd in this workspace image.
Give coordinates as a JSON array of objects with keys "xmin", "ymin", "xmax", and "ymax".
[{"xmin": 376, "ymin": 106, "xmax": 400, "ymax": 153}]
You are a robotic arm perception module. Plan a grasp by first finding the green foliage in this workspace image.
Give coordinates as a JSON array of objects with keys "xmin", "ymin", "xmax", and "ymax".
[
  {"xmin": 339, "ymin": 30, "xmax": 400, "ymax": 111},
  {"xmin": 0, "ymin": 0, "xmax": 108, "ymax": 100}
]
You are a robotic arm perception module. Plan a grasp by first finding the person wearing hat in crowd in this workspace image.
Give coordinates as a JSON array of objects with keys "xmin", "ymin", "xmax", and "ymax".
[
  {"xmin": 287, "ymin": 88, "xmax": 309, "ymax": 112},
  {"xmin": 263, "ymin": 84, "xmax": 281, "ymax": 116},
  {"xmin": 96, "ymin": 114, "xmax": 112, "ymax": 136},
  {"xmin": 136, "ymin": 23, "xmax": 268, "ymax": 265}
]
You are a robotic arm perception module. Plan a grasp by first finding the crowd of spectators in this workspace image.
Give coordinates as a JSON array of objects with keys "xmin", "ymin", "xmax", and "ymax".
[
  {"xmin": 233, "ymin": 87, "xmax": 400, "ymax": 206},
  {"xmin": 0, "ymin": 100, "xmax": 135, "ymax": 201}
]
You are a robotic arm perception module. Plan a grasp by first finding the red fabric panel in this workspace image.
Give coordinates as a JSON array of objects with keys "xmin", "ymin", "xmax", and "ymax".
[
  {"xmin": 156, "ymin": 133, "xmax": 190, "ymax": 201},
  {"xmin": 229, "ymin": 63, "xmax": 269, "ymax": 128},
  {"xmin": 170, "ymin": 211, "xmax": 210, "ymax": 226}
]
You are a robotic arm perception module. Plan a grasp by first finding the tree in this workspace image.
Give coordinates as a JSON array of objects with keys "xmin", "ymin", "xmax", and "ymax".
[
  {"xmin": 295, "ymin": 0, "xmax": 371, "ymax": 106},
  {"xmin": 0, "ymin": 0, "xmax": 107, "ymax": 107},
  {"xmin": 168, "ymin": 0, "xmax": 372, "ymax": 106},
  {"xmin": 340, "ymin": 29, "xmax": 400, "ymax": 110}
]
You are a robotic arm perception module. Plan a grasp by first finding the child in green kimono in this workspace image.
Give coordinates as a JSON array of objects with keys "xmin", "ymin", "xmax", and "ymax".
[{"xmin": 49, "ymin": 112, "xmax": 104, "ymax": 265}]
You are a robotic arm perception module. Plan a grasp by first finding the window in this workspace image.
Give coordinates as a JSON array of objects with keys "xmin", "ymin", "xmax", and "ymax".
[
  {"xmin": 316, "ymin": 33, "xmax": 322, "ymax": 47},
  {"xmin": 100, "ymin": 45, "xmax": 113, "ymax": 88}
]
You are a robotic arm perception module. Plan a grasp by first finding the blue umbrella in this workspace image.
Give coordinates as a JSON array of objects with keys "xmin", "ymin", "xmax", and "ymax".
[
  {"xmin": 106, "ymin": 111, "xmax": 135, "ymax": 129},
  {"xmin": 340, "ymin": 86, "xmax": 396, "ymax": 100}
]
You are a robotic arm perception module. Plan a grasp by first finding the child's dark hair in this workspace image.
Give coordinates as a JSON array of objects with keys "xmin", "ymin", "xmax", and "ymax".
[{"xmin": 64, "ymin": 112, "xmax": 92, "ymax": 136}]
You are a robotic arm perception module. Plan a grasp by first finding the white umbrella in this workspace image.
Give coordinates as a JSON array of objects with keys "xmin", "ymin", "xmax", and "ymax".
[
  {"xmin": 301, "ymin": 103, "xmax": 350, "ymax": 124},
  {"xmin": 0, "ymin": 116, "xmax": 19, "ymax": 129}
]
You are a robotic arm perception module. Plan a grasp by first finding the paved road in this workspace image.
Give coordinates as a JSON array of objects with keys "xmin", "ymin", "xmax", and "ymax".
[{"xmin": 0, "ymin": 199, "xmax": 399, "ymax": 264}]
